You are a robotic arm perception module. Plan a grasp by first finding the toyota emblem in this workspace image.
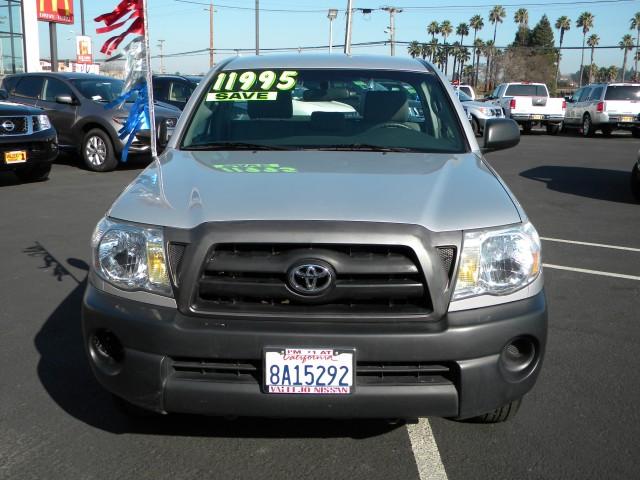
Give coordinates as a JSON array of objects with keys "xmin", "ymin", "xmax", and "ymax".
[
  {"xmin": 2, "ymin": 120, "xmax": 15, "ymax": 132},
  {"xmin": 287, "ymin": 263, "xmax": 333, "ymax": 295}
]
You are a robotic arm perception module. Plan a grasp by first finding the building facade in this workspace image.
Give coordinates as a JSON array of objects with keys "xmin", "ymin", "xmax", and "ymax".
[{"xmin": 0, "ymin": 0, "xmax": 40, "ymax": 75}]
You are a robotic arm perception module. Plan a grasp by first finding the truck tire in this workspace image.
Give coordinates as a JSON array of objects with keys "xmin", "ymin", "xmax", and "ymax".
[
  {"xmin": 601, "ymin": 126, "xmax": 613, "ymax": 137},
  {"xmin": 464, "ymin": 398, "xmax": 522, "ymax": 423},
  {"xmin": 632, "ymin": 164, "xmax": 640, "ymax": 202},
  {"xmin": 632, "ymin": 128, "xmax": 640, "ymax": 139},
  {"xmin": 582, "ymin": 114, "xmax": 595, "ymax": 137},
  {"xmin": 546, "ymin": 123, "xmax": 561, "ymax": 135},
  {"xmin": 14, "ymin": 164, "xmax": 51, "ymax": 183},
  {"xmin": 521, "ymin": 122, "xmax": 533, "ymax": 134},
  {"xmin": 82, "ymin": 128, "xmax": 118, "ymax": 172}
]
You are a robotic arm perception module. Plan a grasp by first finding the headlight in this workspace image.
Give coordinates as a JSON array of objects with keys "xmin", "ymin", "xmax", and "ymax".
[
  {"xmin": 32, "ymin": 115, "xmax": 52, "ymax": 131},
  {"xmin": 478, "ymin": 107, "xmax": 491, "ymax": 115},
  {"xmin": 452, "ymin": 222, "xmax": 541, "ymax": 301},
  {"xmin": 91, "ymin": 218, "xmax": 172, "ymax": 296}
]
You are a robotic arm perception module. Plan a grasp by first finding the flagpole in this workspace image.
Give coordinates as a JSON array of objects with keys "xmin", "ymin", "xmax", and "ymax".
[{"xmin": 141, "ymin": 0, "xmax": 158, "ymax": 159}]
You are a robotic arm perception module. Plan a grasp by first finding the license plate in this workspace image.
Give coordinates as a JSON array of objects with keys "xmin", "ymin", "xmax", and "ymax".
[
  {"xmin": 4, "ymin": 150, "xmax": 27, "ymax": 164},
  {"xmin": 621, "ymin": 116, "xmax": 634, "ymax": 122},
  {"xmin": 532, "ymin": 114, "xmax": 544, "ymax": 120},
  {"xmin": 264, "ymin": 348, "xmax": 354, "ymax": 394}
]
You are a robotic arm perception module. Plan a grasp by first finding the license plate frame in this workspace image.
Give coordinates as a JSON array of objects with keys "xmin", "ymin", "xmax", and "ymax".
[
  {"xmin": 4, "ymin": 150, "xmax": 27, "ymax": 164},
  {"xmin": 263, "ymin": 347, "xmax": 355, "ymax": 395},
  {"xmin": 532, "ymin": 114, "xmax": 544, "ymax": 120},
  {"xmin": 620, "ymin": 116, "xmax": 634, "ymax": 123}
]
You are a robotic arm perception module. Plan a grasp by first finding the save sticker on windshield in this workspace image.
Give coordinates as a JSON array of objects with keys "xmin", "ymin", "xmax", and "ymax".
[{"xmin": 206, "ymin": 70, "xmax": 298, "ymax": 102}]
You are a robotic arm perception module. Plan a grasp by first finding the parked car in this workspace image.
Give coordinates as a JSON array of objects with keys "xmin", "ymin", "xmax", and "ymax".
[
  {"xmin": 563, "ymin": 83, "xmax": 640, "ymax": 138},
  {"xmin": 632, "ymin": 150, "xmax": 640, "ymax": 202},
  {"xmin": 455, "ymin": 89, "xmax": 505, "ymax": 135},
  {"xmin": 153, "ymin": 74, "xmax": 202, "ymax": 111},
  {"xmin": 455, "ymin": 84, "xmax": 476, "ymax": 100},
  {"xmin": 487, "ymin": 82, "xmax": 565, "ymax": 135},
  {"xmin": 1, "ymin": 73, "xmax": 180, "ymax": 172},
  {"xmin": 83, "ymin": 54, "xmax": 546, "ymax": 424},
  {"xmin": 0, "ymin": 92, "xmax": 58, "ymax": 182}
]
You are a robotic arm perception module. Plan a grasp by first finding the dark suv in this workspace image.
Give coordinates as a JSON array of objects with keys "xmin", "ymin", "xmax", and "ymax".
[
  {"xmin": 1, "ymin": 73, "xmax": 180, "ymax": 172},
  {"xmin": 153, "ymin": 75, "xmax": 201, "ymax": 110}
]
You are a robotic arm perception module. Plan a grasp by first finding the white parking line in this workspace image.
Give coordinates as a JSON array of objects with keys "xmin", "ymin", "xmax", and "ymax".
[
  {"xmin": 543, "ymin": 263, "xmax": 640, "ymax": 281},
  {"xmin": 407, "ymin": 419, "xmax": 449, "ymax": 480},
  {"xmin": 540, "ymin": 237, "xmax": 640, "ymax": 253}
]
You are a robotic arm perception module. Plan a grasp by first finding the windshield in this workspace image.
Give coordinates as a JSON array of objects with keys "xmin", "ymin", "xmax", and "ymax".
[
  {"xmin": 505, "ymin": 84, "xmax": 547, "ymax": 97},
  {"xmin": 455, "ymin": 89, "xmax": 473, "ymax": 102},
  {"xmin": 71, "ymin": 78, "xmax": 125, "ymax": 102},
  {"xmin": 181, "ymin": 68, "xmax": 466, "ymax": 153},
  {"xmin": 604, "ymin": 85, "xmax": 640, "ymax": 101}
]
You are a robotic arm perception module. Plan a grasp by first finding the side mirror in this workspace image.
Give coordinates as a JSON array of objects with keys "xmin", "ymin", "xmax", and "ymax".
[
  {"xmin": 564, "ymin": 96, "xmax": 574, "ymax": 103},
  {"xmin": 481, "ymin": 118, "xmax": 520, "ymax": 153},
  {"xmin": 55, "ymin": 94, "xmax": 76, "ymax": 105},
  {"xmin": 0, "ymin": 89, "xmax": 8, "ymax": 100}
]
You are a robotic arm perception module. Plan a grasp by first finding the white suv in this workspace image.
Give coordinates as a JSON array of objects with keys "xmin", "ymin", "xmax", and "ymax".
[{"xmin": 564, "ymin": 83, "xmax": 640, "ymax": 137}]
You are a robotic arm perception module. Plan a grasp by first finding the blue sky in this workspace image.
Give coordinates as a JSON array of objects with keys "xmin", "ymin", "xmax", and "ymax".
[{"xmin": 39, "ymin": 0, "xmax": 640, "ymax": 76}]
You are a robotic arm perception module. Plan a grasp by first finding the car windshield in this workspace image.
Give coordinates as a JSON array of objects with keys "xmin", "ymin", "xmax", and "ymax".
[
  {"xmin": 459, "ymin": 86, "xmax": 472, "ymax": 97},
  {"xmin": 181, "ymin": 68, "xmax": 466, "ymax": 153},
  {"xmin": 71, "ymin": 78, "xmax": 125, "ymax": 102},
  {"xmin": 604, "ymin": 85, "xmax": 640, "ymax": 101},
  {"xmin": 455, "ymin": 89, "xmax": 473, "ymax": 102},
  {"xmin": 505, "ymin": 84, "xmax": 547, "ymax": 97}
]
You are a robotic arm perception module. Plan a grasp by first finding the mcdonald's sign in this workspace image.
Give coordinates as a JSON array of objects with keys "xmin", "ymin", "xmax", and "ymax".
[{"xmin": 37, "ymin": 0, "xmax": 74, "ymax": 24}]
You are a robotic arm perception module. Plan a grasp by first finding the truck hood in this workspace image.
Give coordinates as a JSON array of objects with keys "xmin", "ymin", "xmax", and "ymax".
[{"xmin": 108, "ymin": 150, "xmax": 522, "ymax": 232}]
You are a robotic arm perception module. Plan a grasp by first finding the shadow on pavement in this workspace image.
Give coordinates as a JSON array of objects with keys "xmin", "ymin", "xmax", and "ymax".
[
  {"xmin": 520, "ymin": 165, "xmax": 637, "ymax": 204},
  {"xmin": 31, "ymin": 242, "xmax": 399, "ymax": 440}
]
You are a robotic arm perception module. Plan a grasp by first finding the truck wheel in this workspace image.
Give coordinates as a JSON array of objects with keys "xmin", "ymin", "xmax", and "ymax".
[
  {"xmin": 546, "ymin": 124, "xmax": 561, "ymax": 135},
  {"xmin": 521, "ymin": 122, "xmax": 532, "ymax": 134},
  {"xmin": 14, "ymin": 164, "xmax": 51, "ymax": 183},
  {"xmin": 471, "ymin": 117, "xmax": 481, "ymax": 136},
  {"xmin": 601, "ymin": 126, "xmax": 613, "ymax": 137},
  {"xmin": 465, "ymin": 398, "xmax": 522, "ymax": 423},
  {"xmin": 82, "ymin": 128, "xmax": 118, "ymax": 172},
  {"xmin": 632, "ymin": 128, "xmax": 640, "ymax": 139},
  {"xmin": 582, "ymin": 114, "xmax": 595, "ymax": 137},
  {"xmin": 632, "ymin": 164, "xmax": 640, "ymax": 202}
]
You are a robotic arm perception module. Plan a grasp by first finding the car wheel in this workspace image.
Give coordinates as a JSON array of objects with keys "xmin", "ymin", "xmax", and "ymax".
[
  {"xmin": 460, "ymin": 398, "xmax": 522, "ymax": 424},
  {"xmin": 632, "ymin": 128, "xmax": 640, "ymax": 139},
  {"xmin": 582, "ymin": 114, "xmax": 595, "ymax": 137},
  {"xmin": 14, "ymin": 163, "xmax": 51, "ymax": 183},
  {"xmin": 601, "ymin": 126, "xmax": 613, "ymax": 137},
  {"xmin": 546, "ymin": 123, "xmax": 561, "ymax": 135},
  {"xmin": 471, "ymin": 117, "xmax": 481, "ymax": 137},
  {"xmin": 82, "ymin": 128, "xmax": 117, "ymax": 172},
  {"xmin": 632, "ymin": 164, "xmax": 640, "ymax": 202},
  {"xmin": 521, "ymin": 122, "xmax": 533, "ymax": 134}
]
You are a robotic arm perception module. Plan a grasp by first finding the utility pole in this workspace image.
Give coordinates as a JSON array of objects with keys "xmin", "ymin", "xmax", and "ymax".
[
  {"xmin": 344, "ymin": 0, "xmax": 354, "ymax": 55},
  {"xmin": 208, "ymin": 2, "xmax": 214, "ymax": 67},
  {"xmin": 382, "ymin": 7, "xmax": 402, "ymax": 56},
  {"xmin": 157, "ymin": 39, "xmax": 165, "ymax": 73},
  {"xmin": 328, "ymin": 9, "xmax": 338, "ymax": 54},
  {"xmin": 255, "ymin": 0, "xmax": 260, "ymax": 55},
  {"xmin": 79, "ymin": 0, "xmax": 86, "ymax": 35}
]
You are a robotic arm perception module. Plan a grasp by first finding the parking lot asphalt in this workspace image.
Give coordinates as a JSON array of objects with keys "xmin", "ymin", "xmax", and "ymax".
[{"xmin": 1, "ymin": 133, "xmax": 639, "ymax": 480}]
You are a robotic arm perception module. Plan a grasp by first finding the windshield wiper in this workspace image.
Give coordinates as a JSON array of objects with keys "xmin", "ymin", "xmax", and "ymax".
[
  {"xmin": 183, "ymin": 142, "xmax": 294, "ymax": 151},
  {"xmin": 308, "ymin": 144, "xmax": 417, "ymax": 152}
]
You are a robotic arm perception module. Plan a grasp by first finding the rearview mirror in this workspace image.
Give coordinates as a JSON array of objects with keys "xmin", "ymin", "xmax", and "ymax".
[
  {"xmin": 55, "ymin": 94, "xmax": 75, "ymax": 105},
  {"xmin": 0, "ymin": 89, "xmax": 8, "ymax": 100},
  {"xmin": 481, "ymin": 118, "xmax": 520, "ymax": 153}
]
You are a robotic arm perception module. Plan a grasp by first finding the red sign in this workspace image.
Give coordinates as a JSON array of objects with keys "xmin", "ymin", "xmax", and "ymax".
[
  {"xmin": 37, "ymin": 0, "xmax": 74, "ymax": 25},
  {"xmin": 76, "ymin": 36, "xmax": 92, "ymax": 64}
]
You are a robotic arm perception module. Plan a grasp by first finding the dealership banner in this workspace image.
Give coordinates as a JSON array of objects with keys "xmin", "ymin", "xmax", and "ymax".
[{"xmin": 37, "ymin": 0, "xmax": 74, "ymax": 24}]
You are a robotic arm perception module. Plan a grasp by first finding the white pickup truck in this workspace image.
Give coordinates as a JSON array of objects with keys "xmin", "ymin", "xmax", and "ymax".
[{"xmin": 486, "ymin": 82, "xmax": 565, "ymax": 135}]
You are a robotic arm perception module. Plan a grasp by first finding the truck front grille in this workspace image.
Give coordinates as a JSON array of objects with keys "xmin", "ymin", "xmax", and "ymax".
[
  {"xmin": 0, "ymin": 116, "xmax": 28, "ymax": 135},
  {"xmin": 193, "ymin": 243, "xmax": 432, "ymax": 316}
]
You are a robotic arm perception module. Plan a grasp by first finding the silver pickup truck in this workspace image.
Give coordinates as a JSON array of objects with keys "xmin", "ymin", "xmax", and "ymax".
[{"xmin": 82, "ymin": 54, "xmax": 547, "ymax": 424}]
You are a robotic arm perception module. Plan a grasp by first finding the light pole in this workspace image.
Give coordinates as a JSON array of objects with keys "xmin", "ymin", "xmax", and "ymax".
[
  {"xmin": 327, "ymin": 9, "xmax": 338, "ymax": 54},
  {"xmin": 344, "ymin": 0, "xmax": 354, "ymax": 55},
  {"xmin": 204, "ymin": 2, "xmax": 214, "ymax": 67},
  {"xmin": 255, "ymin": 0, "xmax": 259, "ymax": 55},
  {"xmin": 382, "ymin": 7, "xmax": 402, "ymax": 56},
  {"xmin": 157, "ymin": 39, "xmax": 165, "ymax": 73}
]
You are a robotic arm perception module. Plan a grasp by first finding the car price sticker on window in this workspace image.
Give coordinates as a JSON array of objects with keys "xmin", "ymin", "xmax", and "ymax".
[
  {"xmin": 206, "ymin": 70, "xmax": 298, "ymax": 102},
  {"xmin": 264, "ymin": 348, "xmax": 354, "ymax": 394}
]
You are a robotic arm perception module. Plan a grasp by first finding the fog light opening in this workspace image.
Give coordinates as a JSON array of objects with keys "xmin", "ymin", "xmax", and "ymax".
[
  {"xmin": 89, "ymin": 330, "xmax": 124, "ymax": 371},
  {"xmin": 501, "ymin": 337, "xmax": 536, "ymax": 374}
]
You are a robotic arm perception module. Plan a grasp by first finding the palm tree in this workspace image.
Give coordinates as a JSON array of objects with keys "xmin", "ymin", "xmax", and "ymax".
[
  {"xmin": 427, "ymin": 21, "xmax": 440, "ymax": 42},
  {"xmin": 620, "ymin": 34, "xmax": 634, "ymax": 81},
  {"xmin": 407, "ymin": 41, "xmax": 421, "ymax": 58},
  {"xmin": 630, "ymin": 12, "xmax": 640, "ymax": 80},
  {"xmin": 483, "ymin": 40, "xmax": 495, "ymax": 90},
  {"xmin": 473, "ymin": 38, "xmax": 484, "ymax": 87},
  {"xmin": 576, "ymin": 12, "xmax": 595, "ymax": 87},
  {"xmin": 469, "ymin": 15, "xmax": 484, "ymax": 85},
  {"xmin": 607, "ymin": 65, "xmax": 618, "ymax": 82},
  {"xmin": 489, "ymin": 5, "xmax": 507, "ymax": 43},
  {"xmin": 451, "ymin": 42, "xmax": 462, "ymax": 81},
  {"xmin": 463, "ymin": 64, "xmax": 474, "ymax": 84},
  {"xmin": 457, "ymin": 47, "xmax": 471, "ymax": 81},
  {"xmin": 514, "ymin": 8, "xmax": 529, "ymax": 46},
  {"xmin": 420, "ymin": 43, "xmax": 432, "ymax": 61},
  {"xmin": 554, "ymin": 16, "xmax": 571, "ymax": 90},
  {"xmin": 440, "ymin": 20, "xmax": 453, "ymax": 76},
  {"xmin": 586, "ymin": 34, "xmax": 599, "ymax": 83},
  {"xmin": 457, "ymin": 22, "xmax": 470, "ymax": 46}
]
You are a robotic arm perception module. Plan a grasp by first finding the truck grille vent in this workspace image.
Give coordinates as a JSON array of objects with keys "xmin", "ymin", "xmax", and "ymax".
[
  {"xmin": 167, "ymin": 243, "xmax": 186, "ymax": 286},
  {"xmin": 436, "ymin": 246, "xmax": 456, "ymax": 280},
  {"xmin": 194, "ymin": 243, "xmax": 432, "ymax": 316}
]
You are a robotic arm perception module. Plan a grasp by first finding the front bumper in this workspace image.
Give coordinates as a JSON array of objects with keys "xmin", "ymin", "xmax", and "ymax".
[
  {"xmin": 82, "ymin": 283, "xmax": 548, "ymax": 419},
  {"xmin": 0, "ymin": 130, "xmax": 58, "ymax": 172}
]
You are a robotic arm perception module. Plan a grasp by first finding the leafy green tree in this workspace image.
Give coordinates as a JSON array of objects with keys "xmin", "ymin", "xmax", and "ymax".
[
  {"xmin": 531, "ymin": 14, "xmax": 555, "ymax": 51},
  {"xmin": 576, "ymin": 12, "xmax": 595, "ymax": 86},
  {"xmin": 587, "ymin": 34, "xmax": 600, "ymax": 83},
  {"xmin": 407, "ymin": 41, "xmax": 422, "ymax": 58}
]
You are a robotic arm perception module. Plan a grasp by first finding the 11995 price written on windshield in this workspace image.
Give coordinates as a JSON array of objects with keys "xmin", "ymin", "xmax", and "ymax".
[{"xmin": 206, "ymin": 70, "xmax": 298, "ymax": 102}]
